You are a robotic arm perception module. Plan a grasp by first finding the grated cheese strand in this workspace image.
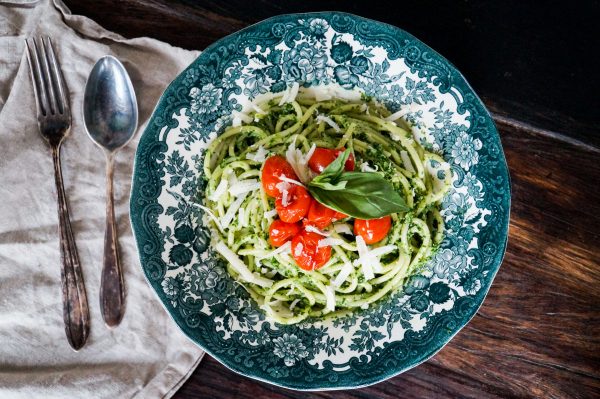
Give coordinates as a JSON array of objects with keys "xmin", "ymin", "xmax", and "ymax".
[
  {"xmin": 316, "ymin": 114, "xmax": 341, "ymax": 132},
  {"xmin": 228, "ymin": 179, "xmax": 261, "ymax": 197},
  {"xmin": 278, "ymin": 174, "xmax": 305, "ymax": 187},
  {"xmin": 305, "ymin": 225, "xmax": 331, "ymax": 236},
  {"xmin": 333, "ymin": 223, "xmax": 353, "ymax": 235},
  {"xmin": 333, "ymin": 261, "xmax": 354, "ymax": 287},
  {"xmin": 259, "ymin": 241, "xmax": 292, "ymax": 259},
  {"xmin": 220, "ymin": 192, "xmax": 248, "ymax": 228},
  {"xmin": 245, "ymin": 145, "xmax": 268, "ymax": 162},
  {"xmin": 317, "ymin": 237, "xmax": 345, "ymax": 248},
  {"xmin": 324, "ymin": 285, "xmax": 336, "ymax": 312},
  {"xmin": 354, "ymin": 235, "xmax": 375, "ymax": 280},
  {"xmin": 215, "ymin": 241, "xmax": 273, "ymax": 288},
  {"xmin": 209, "ymin": 178, "xmax": 228, "ymax": 202}
]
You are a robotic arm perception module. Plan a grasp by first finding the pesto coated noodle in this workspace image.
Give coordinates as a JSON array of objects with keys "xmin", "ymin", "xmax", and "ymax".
[{"xmin": 198, "ymin": 87, "xmax": 451, "ymax": 324}]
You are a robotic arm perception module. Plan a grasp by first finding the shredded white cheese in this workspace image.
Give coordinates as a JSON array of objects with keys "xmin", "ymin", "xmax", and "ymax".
[
  {"xmin": 275, "ymin": 180, "xmax": 291, "ymax": 194},
  {"xmin": 278, "ymin": 86, "xmax": 290, "ymax": 106},
  {"xmin": 281, "ymin": 189, "xmax": 290, "ymax": 206},
  {"xmin": 245, "ymin": 145, "xmax": 268, "ymax": 162},
  {"xmin": 305, "ymin": 142, "xmax": 317, "ymax": 162},
  {"xmin": 264, "ymin": 209, "xmax": 278, "ymax": 219},
  {"xmin": 305, "ymin": 225, "xmax": 331, "ymax": 236},
  {"xmin": 220, "ymin": 192, "xmax": 248, "ymax": 228},
  {"xmin": 286, "ymin": 285, "xmax": 297, "ymax": 297},
  {"xmin": 278, "ymin": 174, "xmax": 305, "ymax": 187},
  {"xmin": 285, "ymin": 141, "xmax": 316, "ymax": 184},
  {"xmin": 231, "ymin": 110, "xmax": 253, "ymax": 127},
  {"xmin": 265, "ymin": 270, "xmax": 277, "ymax": 279},
  {"xmin": 250, "ymin": 102, "xmax": 266, "ymax": 115},
  {"xmin": 400, "ymin": 151, "xmax": 415, "ymax": 174},
  {"xmin": 317, "ymin": 237, "xmax": 345, "ymax": 248},
  {"xmin": 309, "ymin": 85, "xmax": 333, "ymax": 101},
  {"xmin": 294, "ymin": 242, "xmax": 304, "ymax": 257},
  {"xmin": 333, "ymin": 223, "xmax": 353, "ymax": 235},
  {"xmin": 302, "ymin": 84, "xmax": 361, "ymax": 102},
  {"xmin": 384, "ymin": 109, "xmax": 408, "ymax": 122},
  {"xmin": 275, "ymin": 179, "xmax": 292, "ymax": 207},
  {"xmin": 259, "ymin": 241, "xmax": 292, "ymax": 259},
  {"xmin": 352, "ymin": 239, "xmax": 397, "ymax": 277},
  {"xmin": 228, "ymin": 179, "xmax": 261, "ymax": 197},
  {"xmin": 215, "ymin": 241, "xmax": 273, "ymax": 288},
  {"xmin": 278, "ymin": 82, "xmax": 300, "ymax": 105},
  {"xmin": 333, "ymin": 261, "xmax": 354, "ymax": 287},
  {"xmin": 354, "ymin": 235, "xmax": 375, "ymax": 280},
  {"xmin": 209, "ymin": 178, "xmax": 228, "ymax": 202},
  {"xmin": 324, "ymin": 285, "xmax": 335, "ymax": 312},
  {"xmin": 289, "ymin": 298, "xmax": 300, "ymax": 311},
  {"xmin": 314, "ymin": 90, "xmax": 332, "ymax": 102},
  {"xmin": 360, "ymin": 161, "xmax": 378, "ymax": 173},
  {"xmin": 316, "ymin": 114, "xmax": 341, "ymax": 132},
  {"xmin": 237, "ymin": 207, "xmax": 247, "ymax": 228}
]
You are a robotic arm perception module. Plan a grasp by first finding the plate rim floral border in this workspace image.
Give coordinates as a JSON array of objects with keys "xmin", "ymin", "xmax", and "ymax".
[{"xmin": 130, "ymin": 11, "xmax": 511, "ymax": 390}]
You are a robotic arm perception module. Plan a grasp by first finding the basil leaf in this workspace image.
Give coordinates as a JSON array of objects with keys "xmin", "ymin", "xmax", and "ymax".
[
  {"xmin": 311, "ymin": 180, "xmax": 348, "ymax": 191},
  {"xmin": 308, "ymin": 172, "xmax": 409, "ymax": 219},
  {"xmin": 312, "ymin": 148, "xmax": 351, "ymax": 183}
]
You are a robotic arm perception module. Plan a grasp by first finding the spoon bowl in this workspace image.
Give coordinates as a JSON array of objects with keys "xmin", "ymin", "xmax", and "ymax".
[
  {"xmin": 83, "ymin": 55, "xmax": 138, "ymax": 327},
  {"xmin": 84, "ymin": 56, "xmax": 137, "ymax": 151}
]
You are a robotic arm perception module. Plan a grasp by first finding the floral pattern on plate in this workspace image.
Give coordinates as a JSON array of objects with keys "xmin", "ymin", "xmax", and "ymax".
[{"xmin": 130, "ymin": 12, "xmax": 510, "ymax": 390}]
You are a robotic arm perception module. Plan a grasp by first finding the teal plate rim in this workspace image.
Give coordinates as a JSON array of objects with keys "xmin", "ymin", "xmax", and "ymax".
[{"xmin": 130, "ymin": 11, "xmax": 511, "ymax": 390}]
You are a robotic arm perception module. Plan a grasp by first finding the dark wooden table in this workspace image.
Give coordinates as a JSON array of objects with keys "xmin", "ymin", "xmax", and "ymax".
[{"xmin": 64, "ymin": 1, "xmax": 600, "ymax": 397}]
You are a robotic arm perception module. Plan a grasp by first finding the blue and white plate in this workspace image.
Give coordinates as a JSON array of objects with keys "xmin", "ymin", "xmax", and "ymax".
[{"xmin": 130, "ymin": 12, "xmax": 510, "ymax": 390}]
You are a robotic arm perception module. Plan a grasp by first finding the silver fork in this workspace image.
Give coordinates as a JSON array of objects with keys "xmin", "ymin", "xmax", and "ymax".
[{"xmin": 25, "ymin": 37, "xmax": 90, "ymax": 351}]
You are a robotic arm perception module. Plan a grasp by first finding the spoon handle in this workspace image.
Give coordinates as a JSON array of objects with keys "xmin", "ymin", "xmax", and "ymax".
[
  {"xmin": 52, "ymin": 145, "xmax": 90, "ymax": 350},
  {"xmin": 100, "ymin": 154, "xmax": 125, "ymax": 327}
]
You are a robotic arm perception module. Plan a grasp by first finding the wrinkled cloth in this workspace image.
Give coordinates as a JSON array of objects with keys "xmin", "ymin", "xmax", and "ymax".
[{"xmin": 0, "ymin": 0, "xmax": 204, "ymax": 397}]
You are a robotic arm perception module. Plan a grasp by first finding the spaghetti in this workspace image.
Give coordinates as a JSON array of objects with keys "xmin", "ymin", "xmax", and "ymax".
[{"xmin": 198, "ymin": 89, "xmax": 451, "ymax": 324}]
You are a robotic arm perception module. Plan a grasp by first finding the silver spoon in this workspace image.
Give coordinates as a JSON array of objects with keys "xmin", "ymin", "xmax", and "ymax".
[{"xmin": 83, "ymin": 55, "xmax": 138, "ymax": 327}]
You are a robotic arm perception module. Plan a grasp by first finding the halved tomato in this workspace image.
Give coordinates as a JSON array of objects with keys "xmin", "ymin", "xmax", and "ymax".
[
  {"xmin": 306, "ymin": 199, "xmax": 337, "ymax": 229},
  {"xmin": 291, "ymin": 230, "xmax": 331, "ymax": 271},
  {"xmin": 275, "ymin": 185, "xmax": 312, "ymax": 223},
  {"xmin": 269, "ymin": 219, "xmax": 301, "ymax": 247},
  {"xmin": 353, "ymin": 216, "xmax": 392, "ymax": 244},
  {"xmin": 261, "ymin": 155, "xmax": 298, "ymax": 197},
  {"xmin": 308, "ymin": 147, "xmax": 355, "ymax": 173}
]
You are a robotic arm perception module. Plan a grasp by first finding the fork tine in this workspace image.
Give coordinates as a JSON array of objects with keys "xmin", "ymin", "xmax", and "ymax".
[
  {"xmin": 37, "ymin": 37, "xmax": 58, "ymax": 115},
  {"xmin": 44, "ymin": 37, "xmax": 69, "ymax": 116},
  {"xmin": 25, "ymin": 38, "xmax": 49, "ymax": 116}
]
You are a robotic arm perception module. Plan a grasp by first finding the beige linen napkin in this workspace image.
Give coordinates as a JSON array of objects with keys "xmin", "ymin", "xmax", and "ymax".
[{"xmin": 0, "ymin": 0, "xmax": 205, "ymax": 397}]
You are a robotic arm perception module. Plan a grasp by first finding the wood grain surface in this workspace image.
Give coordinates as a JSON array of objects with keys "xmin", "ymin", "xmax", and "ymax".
[{"xmin": 61, "ymin": 1, "xmax": 600, "ymax": 397}]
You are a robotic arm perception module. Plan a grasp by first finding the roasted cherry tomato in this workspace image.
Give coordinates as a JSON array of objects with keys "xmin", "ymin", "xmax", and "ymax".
[
  {"xmin": 291, "ymin": 230, "xmax": 331, "ymax": 271},
  {"xmin": 333, "ymin": 211, "xmax": 348, "ymax": 220},
  {"xmin": 275, "ymin": 185, "xmax": 312, "ymax": 223},
  {"xmin": 354, "ymin": 216, "xmax": 392, "ymax": 244},
  {"xmin": 261, "ymin": 155, "xmax": 298, "ymax": 197},
  {"xmin": 306, "ymin": 199, "xmax": 337, "ymax": 229},
  {"xmin": 269, "ymin": 219, "xmax": 301, "ymax": 247},
  {"xmin": 308, "ymin": 147, "xmax": 355, "ymax": 173}
]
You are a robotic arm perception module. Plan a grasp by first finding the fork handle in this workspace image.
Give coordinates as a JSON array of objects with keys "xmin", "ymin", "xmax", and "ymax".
[
  {"xmin": 100, "ymin": 154, "xmax": 125, "ymax": 327},
  {"xmin": 51, "ymin": 145, "xmax": 90, "ymax": 351}
]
